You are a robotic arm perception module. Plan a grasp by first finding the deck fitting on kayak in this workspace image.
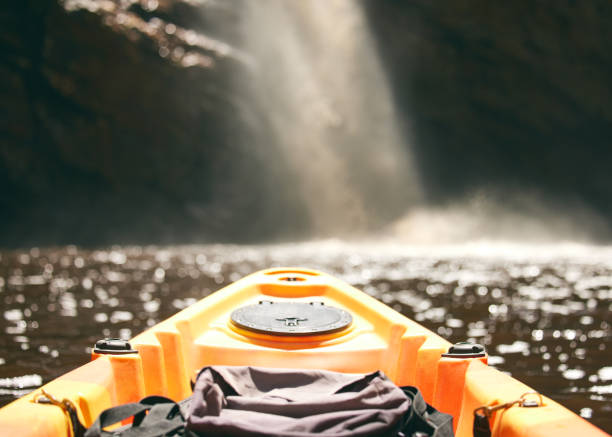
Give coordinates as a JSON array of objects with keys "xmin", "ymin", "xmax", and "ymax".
[
  {"xmin": 93, "ymin": 338, "xmax": 138, "ymax": 355},
  {"xmin": 518, "ymin": 391, "xmax": 543, "ymax": 408},
  {"xmin": 281, "ymin": 276, "xmax": 304, "ymax": 282},
  {"xmin": 230, "ymin": 301, "xmax": 352, "ymax": 336},
  {"xmin": 441, "ymin": 341, "xmax": 486, "ymax": 358}
]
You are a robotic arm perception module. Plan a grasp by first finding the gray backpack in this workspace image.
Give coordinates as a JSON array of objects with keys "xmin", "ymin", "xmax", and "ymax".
[{"xmin": 85, "ymin": 366, "xmax": 453, "ymax": 437}]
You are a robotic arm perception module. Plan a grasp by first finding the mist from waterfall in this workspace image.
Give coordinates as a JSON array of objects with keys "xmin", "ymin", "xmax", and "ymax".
[
  {"xmin": 230, "ymin": 0, "xmax": 610, "ymax": 244},
  {"xmin": 237, "ymin": 0, "xmax": 421, "ymax": 236},
  {"xmin": 3, "ymin": 0, "xmax": 612, "ymax": 247}
]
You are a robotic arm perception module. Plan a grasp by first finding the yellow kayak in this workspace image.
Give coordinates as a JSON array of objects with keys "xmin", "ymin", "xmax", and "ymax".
[{"xmin": 0, "ymin": 268, "xmax": 607, "ymax": 437}]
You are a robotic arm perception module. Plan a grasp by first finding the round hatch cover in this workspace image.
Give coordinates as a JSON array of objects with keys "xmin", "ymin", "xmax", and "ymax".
[{"xmin": 230, "ymin": 301, "xmax": 352, "ymax": 336}]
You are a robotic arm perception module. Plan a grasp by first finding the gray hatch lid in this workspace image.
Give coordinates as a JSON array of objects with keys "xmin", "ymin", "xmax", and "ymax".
[{"xmin": 230, "ymin": 300, "xmax": 352, "ymax": 336}]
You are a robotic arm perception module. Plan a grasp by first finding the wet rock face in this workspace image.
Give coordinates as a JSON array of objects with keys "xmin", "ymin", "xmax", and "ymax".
[
  {"xmin": 2, "ymin": 0, "xmax": 612, "ymax": 245},
  {"xmin": 0, "ymin": 0, "xmax": 300, "ymax": 246},
  {"xmin": 364, "ymin": 0, "xmax": 612, "ymax": 231}
]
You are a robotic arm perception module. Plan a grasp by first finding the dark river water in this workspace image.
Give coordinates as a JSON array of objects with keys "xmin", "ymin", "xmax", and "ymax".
[{"xmin": 0, "ymin": 241, "xmax": 610, "ymax": 432}]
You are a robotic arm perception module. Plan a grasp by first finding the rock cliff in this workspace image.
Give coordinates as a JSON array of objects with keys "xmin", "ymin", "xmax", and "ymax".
[
  {"xmin": 365, "ymin": 0, "xmax": 612, "ymax": 238},
  {"xmin": 1, "ymin": 0, "xmax": 303, "ymax": 245},
  {"xmin": 2, "ymin": 0, "xmax": 612, "ymax": 245}
]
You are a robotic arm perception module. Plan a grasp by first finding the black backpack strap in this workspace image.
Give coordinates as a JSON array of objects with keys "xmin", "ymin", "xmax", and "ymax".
[
  {"xmin": 398, "ymin": 386, "xmax": 454, "ymax": 437},
  {"xmin": 85, "ymin": 396, "xmax": 189, "ymax": 437},
  {"xmin": 472, "ymin": 411, "xmax": 491, "ymax": 437}
]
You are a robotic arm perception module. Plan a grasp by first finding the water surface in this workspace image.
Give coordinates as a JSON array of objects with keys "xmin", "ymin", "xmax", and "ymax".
[{"xmin": 1, "ymin": 241, "xmax": 610, "ymax": 432}]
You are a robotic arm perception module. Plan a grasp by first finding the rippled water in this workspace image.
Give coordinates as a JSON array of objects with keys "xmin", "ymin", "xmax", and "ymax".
[{"xmin": 1, "ymin": 241, "xmax": 611, "ymax": 432}]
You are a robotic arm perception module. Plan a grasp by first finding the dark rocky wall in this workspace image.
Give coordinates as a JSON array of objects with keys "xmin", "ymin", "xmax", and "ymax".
[
  {"xmin": 364, "ymin": 0, "xmax": 612, "ymax": 238},
  {"xmin": 2, "ymin": 0, "xmax": 612, "ymax": 246},
  {"xmin": 0, "ymin": 0, "xmax": 304, "ymax": 246}
]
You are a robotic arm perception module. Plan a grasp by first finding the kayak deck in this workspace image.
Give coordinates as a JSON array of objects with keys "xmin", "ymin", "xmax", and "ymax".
[{"xmin": 0, "ymin": 268, "xmax": 607, "ymax": 437}]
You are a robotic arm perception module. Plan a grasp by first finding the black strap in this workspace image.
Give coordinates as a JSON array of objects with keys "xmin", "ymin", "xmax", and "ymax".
[
  {"xmin": 398, "ymin": 386, "xmax": 454, "ymax": 437},
  {"xmin": 84, "ymin": 396, "xmax": 191, "ymax": 437},
  {"xmin": 66, "ymin": 401, "xmax": 88, "ymax": 437},
  {"xmin": 473, "ymin": 411, "xmax": 491, "ymax": 437}
]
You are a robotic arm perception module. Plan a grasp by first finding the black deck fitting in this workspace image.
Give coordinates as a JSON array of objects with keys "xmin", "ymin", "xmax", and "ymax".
[
  {"xmin": 441, "ymin": 341, "xmax": 486, "ymax": 358},
  {"xmin": 93, "ymin": 338, "xmax": 138, "ymax": 355}
]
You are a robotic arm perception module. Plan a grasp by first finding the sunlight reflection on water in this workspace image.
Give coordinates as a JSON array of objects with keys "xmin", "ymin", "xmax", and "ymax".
[{"xmin": 0, "ymin": 240, "xmax": 610, "ymax": 431}]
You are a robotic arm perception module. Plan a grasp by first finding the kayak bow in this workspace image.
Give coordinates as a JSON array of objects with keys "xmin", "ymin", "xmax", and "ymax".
[{"xmin": 0, "ymin": 268, "xmax": 607, "ymax": 437}]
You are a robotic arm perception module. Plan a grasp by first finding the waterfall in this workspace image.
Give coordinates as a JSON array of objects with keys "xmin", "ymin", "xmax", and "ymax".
[{"xmin": 237, "ymin": 0, "xmax": 421, "ymax": 236}]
